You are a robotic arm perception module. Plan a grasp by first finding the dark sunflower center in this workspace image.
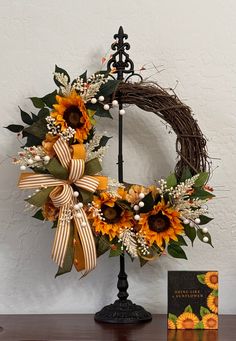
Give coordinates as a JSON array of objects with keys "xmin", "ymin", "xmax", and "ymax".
[
  {"xmin": 148, "ymin": 211, "xmax": 170, "ymax": 233},
  {"xmin": 63, "ymin": 105, "xmax": 84, "ymax": 128},
  {"xmin": 101, "ymin": 204, "xmax": 122, "ymax": 224},
  {"xmin": 210, "ymin": 275, "xmax": 218, "ymax": 284}
]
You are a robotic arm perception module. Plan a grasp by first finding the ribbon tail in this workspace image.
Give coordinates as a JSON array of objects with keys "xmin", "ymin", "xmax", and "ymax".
[
  {"xmin": 52, "ymin": 204, "xmax": 71, "ymax": 268},
  {"xmin": 18, "ymin": 173, "xmax": 64, "ymax": 189},
  {"xmin": 73, "ymin": 208, "xmax": 96, "ymax": 275},
  {"xmin": 73, "ymin": 224, "xmax": 85, "ymax": 272}
]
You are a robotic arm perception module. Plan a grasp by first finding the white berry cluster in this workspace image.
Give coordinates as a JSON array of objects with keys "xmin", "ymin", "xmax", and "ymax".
[
  {"xmin": 132, "ymin": 192, "xmax": 145, "ymax": 222},
  {"xmin": 73, "ymin": 73, "xmax": 109, "ymax": 103},
  {"xmin": 46, "ymin": 116, "xmax": 61, "ymax": 135},
  {"xmin": 14, "ymin": 146, "xmax": 50, "ymax": 170}
]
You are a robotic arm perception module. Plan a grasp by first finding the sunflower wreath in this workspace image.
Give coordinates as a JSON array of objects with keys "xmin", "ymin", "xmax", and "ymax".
[{"xmin": 6, "ymin": 65, "xmax": 215, "ymax": 276}]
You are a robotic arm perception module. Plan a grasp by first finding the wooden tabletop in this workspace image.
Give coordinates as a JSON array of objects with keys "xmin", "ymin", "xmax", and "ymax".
[{"xmin": 0, "ymin": 314, "xmax": 233, "ymax": 341}]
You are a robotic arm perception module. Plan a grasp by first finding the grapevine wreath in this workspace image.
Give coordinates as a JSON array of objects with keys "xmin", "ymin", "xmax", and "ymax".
[{"xmin": 6, "ymin": 65, "xmax": 214, "ymax": 276}]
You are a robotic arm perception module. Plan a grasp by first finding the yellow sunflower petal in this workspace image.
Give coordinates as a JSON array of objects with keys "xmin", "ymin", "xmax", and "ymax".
[
  {"xmin": 202, "ymin": 313, "xmax": 218, "ymax": 329},
  {"xmin": 205, "ymin": 272, "xmax": 218, "ymax": 290},
  {"xmin": 176, "ymin": 312, "xmax": 199, "ymax": 329}
]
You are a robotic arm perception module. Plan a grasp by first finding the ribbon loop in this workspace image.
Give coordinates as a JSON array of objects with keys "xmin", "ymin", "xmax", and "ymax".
[
  {"xmin": 50, "ymin": 184, "xmax": 73, "ymax": 208},
  {"xmin": 69, "ymin": 159, "xmax": 85, "ymax": 183},
  {"xmin": 75, "ymin": 176, "xmax": 99, "ymax": 193},
  {"xmin": 18, "ymin": 137, "xmax": 104, "ymax": 273},
  {"xmin": 53, "ymin": 138, "xmax": 71, "ymax": 169}
]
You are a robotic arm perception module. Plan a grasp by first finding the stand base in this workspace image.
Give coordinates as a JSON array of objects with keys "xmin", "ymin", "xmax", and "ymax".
[{"xmin": 94, "ymin": 299, "xmax": 152, "ymax": 324}]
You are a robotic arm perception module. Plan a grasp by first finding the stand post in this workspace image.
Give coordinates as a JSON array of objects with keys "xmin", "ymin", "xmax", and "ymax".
[{"xmin": 94, "ymin": 26, "xmax": 152, "ymax": 324}]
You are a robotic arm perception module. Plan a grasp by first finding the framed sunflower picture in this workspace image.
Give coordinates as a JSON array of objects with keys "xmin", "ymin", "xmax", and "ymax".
[{"xmin": 168, "ymin": 271, "xmax": 218, "ymax": 329}]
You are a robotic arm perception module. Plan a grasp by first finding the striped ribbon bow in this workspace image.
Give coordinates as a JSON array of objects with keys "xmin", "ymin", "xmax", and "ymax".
[{"xmin": 18, "ymin": 138, "xmax": 107, "ymax": 274}]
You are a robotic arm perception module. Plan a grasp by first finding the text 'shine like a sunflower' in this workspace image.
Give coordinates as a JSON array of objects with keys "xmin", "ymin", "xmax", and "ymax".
[
  {"xmin": 91, "ymin": 191, "xmax": 134, "ymax": 240},
  {"xmin": 139, "ymin": 201, "xmax": 184, "ymax": 247},
  {"xmin": 207, "ymin": 293, "xmax": 218, "ymax": 313},
  {"xmin": 52, "ymin": 91, "xmax": 94, "ymax": 143},
  {"xmin": 176, "ymin": 312, "xmax": 199, "ymax": 329},
  {"xmin": 204, "ymin": 272, "xmax": 218, "ymax": 290},
  {"xmin": 202, "ymin": 313, "xmax": 218, "ymax": 329}
]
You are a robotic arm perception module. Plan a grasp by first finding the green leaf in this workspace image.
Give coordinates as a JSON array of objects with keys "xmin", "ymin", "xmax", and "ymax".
[
  {"xmin": 184, "ymin": 305, "xmax": 193, "ymax": 313},
  {"xmin": 194, "ymin": 172, "xmax": 209, "ymax": 187},
  {"xmin": 55, "ymin": 224, "xmax": 74, "ymax": 277},
  {"xmin": 51, "ymin": 220, "xmax": 58, "ymax": 229},
  {"xmin": 32, "ymin": 209, "xmax": 44, "ymax": 220},
  {"xmin": 199, "ymin": 215, "xmax": 214, "ymax": 225},
  {"xmin": 30, "ymin": 97, "xmax": 45, "ymax": 109},
  {"xmin": 38, "ymin": 107, "xmax": 50, "ymax": 119},
  {"xmin": 200, "ymin": 306, "xmax": 211, "ymax": 318},
  {"xmin": 191, "ymin": 188, "xmax": 215, "ymax": 200},
  {"xmin": 116, "ymin": 199, "xmax": 132, "ymax": 211},
  {"xmin": 166, "ymin": 173, "xmax": 177, "ymax": 188},
  {"xmin": 212, "ymin": 289, "xmax": 218, "ymax": 297},
  {"xmin": 197, "ymin": 274, "xmax": 205, "ymax": 285},
  {"xmin": 26, "ymin": 187, "xmax": 53, "ymax": 207},
  {"xmin": 180, "ymin": 167, "xmax": 192, "ymax": 182},
  {"xmin": 98, "ymin": 80, "xmax": 120, "ymax": 97},
  {"xmin": 79, "ymin": 71, "xmax": 87, "ymax": 82},
  {"xmin": 167, "ymin": 244, "xmax": 187, "ymax": 260},
  {"xmin": 184, "ymin": 225, "xmax": 196, "ymax": 246},
  {"xmin": 139, "ymin": 192, "xmax": 155, "ymax": 213},
  {"xmin": 79, "ymin": 188, "xmax": 93, "ymax": 204},
  {"xmin": 41, "ymin": 90, "xmax": 57, "ymax": 108},
  {"xmin": 95, "ymin": 105, "xmax": 113, "ymax": 119},
  {"xmin": 168, "ymin": 313, "xmax": 177, "ymax": 324},
  {"xmin": 54, "ymin": 65, "xmax": 70, "ymax": 87},
  {"xmin": 19, "ymin": 108, "xmax": 33, "ymax": 125},
  {"xmin": 170, "ymin": 235, "xmax": 188, "ymax": 246},
  {"xmin": 195, "ymin": 321, "xmax": 204, "ymax": 329},
  {"xmin": 197, "ymin": 229, "xmax": 213, "ymax": 247},
  {"xmin": 109, "ymin": 243, "xmax": 123, "ymax": 257},
  {"xmin": 93, "ymin": 135, "xmax": 112, "ymax": 152},
  {"xmin": 22, "ymin": 133, "xmax": 42, "ymax": 148},
  {"xmin": 32, "ymin": 166, "xmax": 50, "ymax": 174},
  {"xmin": 85, "ymin": 158, "xmax": 102, "ymax": 175},
  {"xmin": 4, "ymin": 124, "xmax": 24, "ymax": 133},
  {"xmin": 139, "ymin": 256, "xmax": 148, "ymax": 267},
  {"xmin": 95, "ymin": 235, "xmax": 110, "ymax": 257},
  {"xmin": 24, "ymin": 117, "xmax": 48, "ymax": 140},
  {"xmin": 31, "ymin": 112, "xmax": 39, "ymax": 122},
  {"xmin": 45, "ymin": 158, "xmax": 68, "ymax": 180}
]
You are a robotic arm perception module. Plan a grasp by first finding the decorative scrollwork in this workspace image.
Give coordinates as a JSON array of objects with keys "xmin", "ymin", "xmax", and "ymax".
[{"xmin": 107, "ymin": 26, "xmax": 135, "ymax": 80}]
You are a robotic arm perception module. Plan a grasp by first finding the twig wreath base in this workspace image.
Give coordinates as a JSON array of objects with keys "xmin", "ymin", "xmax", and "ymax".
[
  {"xmin": 6, "ymin": 65, "xmax": 215, "ymax": 276},
  {"xmin": 116, "ymin": 81, "xmax": 209, "ymax": 178}
]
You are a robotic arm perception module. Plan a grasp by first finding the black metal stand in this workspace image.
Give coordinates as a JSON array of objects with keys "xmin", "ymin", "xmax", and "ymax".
[{"xmin": 94, "ymin": 27, "xmax": 152, "ymax": 324}]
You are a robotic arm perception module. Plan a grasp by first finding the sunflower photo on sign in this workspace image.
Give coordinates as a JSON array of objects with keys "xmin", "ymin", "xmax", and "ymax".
[{"xmin": 168, "ymin": 271, "xmax": 218, "ymax": 329}]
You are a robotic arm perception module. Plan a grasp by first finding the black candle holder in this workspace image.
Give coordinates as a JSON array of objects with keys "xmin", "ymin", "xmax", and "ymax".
[{"xmin": 94, "ymin": 27, "xmax": 152, "ymax": 324}]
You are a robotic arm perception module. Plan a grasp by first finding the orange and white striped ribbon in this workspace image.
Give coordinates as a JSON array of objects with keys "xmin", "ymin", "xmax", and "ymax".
[{"xmin": 18, "ymin": 138, "xmax": 99, "ymax": 273}]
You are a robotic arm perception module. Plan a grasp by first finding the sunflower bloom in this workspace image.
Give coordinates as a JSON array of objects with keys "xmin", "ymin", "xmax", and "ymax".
[
  {"xmin": 126, "ymin": 185, "xmax": 149, "ymax": 205},
  {"xmin": 91, "ymin": 192, "xmax": 134, "ymax": 240},
  {"xmin": 207, "ymin": 293, "xmax": 218, "ymax": 313},
  {"xmin": 205, "ymin": 272, "xmax": 218, "ymax": 290},
  {"xmin": 51, "ymin": 91, "xmax": 93, "ymax": 142},
  {"xmin": 176, "ymin": 312, "xmax": 199, "ymax": 329},
  {"xmin": 42, "ymin": 201, "xmax": 59, "ymax": 222},
  {"xmin": 168, "ymin": 319, "xmax": 176, "ymax": 329},
  {"xmin": 139, "ymin": 201, "xmax": 184, "ymax": 247},
  {"xmin": 202, "ymin": 313, "xmax": 218, "ymax": 329}
]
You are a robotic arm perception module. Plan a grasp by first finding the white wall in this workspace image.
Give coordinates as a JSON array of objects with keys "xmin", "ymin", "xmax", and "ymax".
[{"xmin": 0, "ymin": 0, "xmax": 235, "ymax": 314}]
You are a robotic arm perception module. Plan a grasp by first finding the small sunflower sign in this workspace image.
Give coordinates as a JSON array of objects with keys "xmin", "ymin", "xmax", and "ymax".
[{"xmin": 168, "ymin": 271, "xmax": 218, "ymax": 329}]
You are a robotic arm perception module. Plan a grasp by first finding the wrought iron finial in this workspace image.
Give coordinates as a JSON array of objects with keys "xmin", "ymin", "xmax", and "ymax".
[{"xmin": 107, "ymin": 26, "xmax": 134, "ymax": 80}]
